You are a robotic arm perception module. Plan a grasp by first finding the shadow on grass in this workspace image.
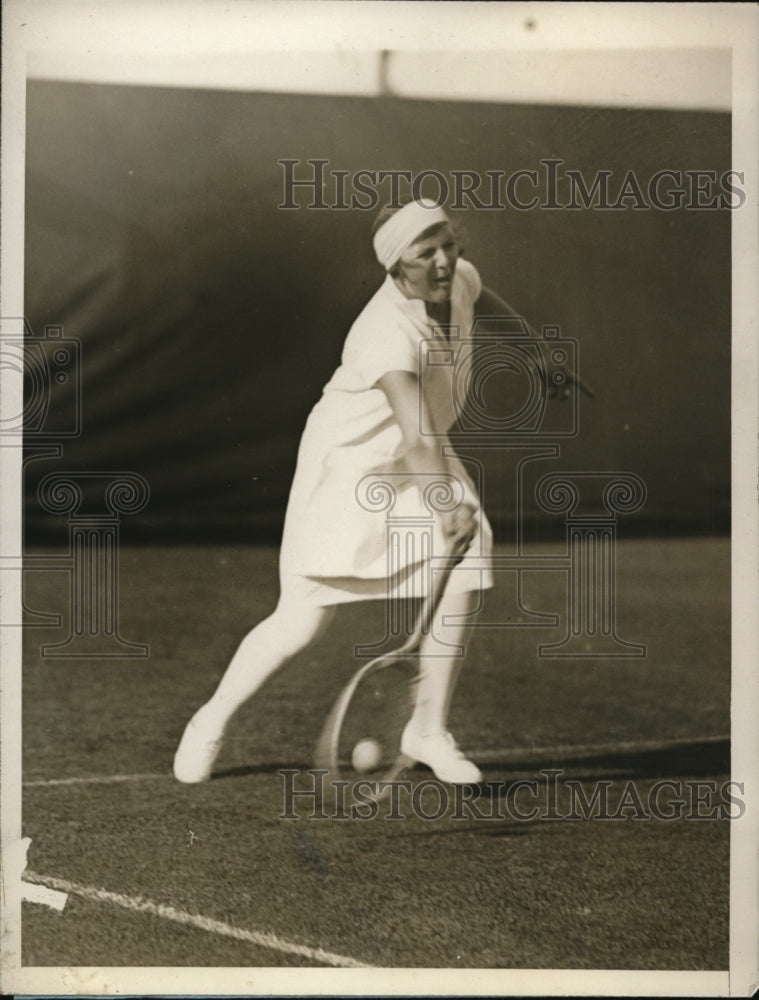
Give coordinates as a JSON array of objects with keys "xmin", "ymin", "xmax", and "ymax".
[
  {"xmin": 212, "ymin": 737, "xmax": 729, "ymax": 782},
  {"xmin": 486, "ymin": 736, "xmax": 730, "ymax": 782}
]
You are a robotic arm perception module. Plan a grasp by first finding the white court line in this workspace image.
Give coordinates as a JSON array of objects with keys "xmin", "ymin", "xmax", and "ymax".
[
  {"xmin": 22, "ymin": 733, "xmax": 729, "ymax": 788},
  {"xmin": 23, "ymin": 871, "xmax": 375, "ymax": 969},
  {"xmin": 24, "ymin": 772, "xmax": 168, "ymax": 787}
]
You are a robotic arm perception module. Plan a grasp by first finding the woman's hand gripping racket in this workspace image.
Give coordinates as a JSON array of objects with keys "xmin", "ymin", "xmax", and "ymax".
[{"xmin": 314, "ymin": 535, "xmax": 468, "ymax": 802}]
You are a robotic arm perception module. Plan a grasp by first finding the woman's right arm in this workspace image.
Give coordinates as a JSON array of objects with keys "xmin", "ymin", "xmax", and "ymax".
[{"xmin": 377, "ymin": 369, "xmax": 476, "ymax": 550}]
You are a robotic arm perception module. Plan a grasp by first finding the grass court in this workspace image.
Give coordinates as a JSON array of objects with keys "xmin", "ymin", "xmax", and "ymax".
[{"xmin": 21, "ymin": 536, "xmax": 730, "ymax": 969}]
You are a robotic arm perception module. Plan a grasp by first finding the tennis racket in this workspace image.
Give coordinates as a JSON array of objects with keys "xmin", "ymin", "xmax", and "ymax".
[{"xmin": 314, "ymin": 539, "xmax": 465, "ymax": 803}]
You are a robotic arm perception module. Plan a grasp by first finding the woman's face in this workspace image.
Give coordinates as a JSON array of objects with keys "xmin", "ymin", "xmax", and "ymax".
[{"xmin": 395, "ymin": 223, "xmax": 459, "ymax": 303}]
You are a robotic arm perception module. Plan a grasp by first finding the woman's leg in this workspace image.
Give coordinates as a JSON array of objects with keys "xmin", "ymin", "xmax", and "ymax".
[
  {"xmin": 413, "ymin": 586, "xmax": 480, "ymax": 732},
  {"xmin": 401, "ymin": 586, "xmax": 483, "ymax": 783},
  {"xmin": 174, "ymin": 598, "xmax": 336, "ymax": 782},
  {"xmin": 202, "ymin": 599, "xmax": 336, "ymax": 723}
]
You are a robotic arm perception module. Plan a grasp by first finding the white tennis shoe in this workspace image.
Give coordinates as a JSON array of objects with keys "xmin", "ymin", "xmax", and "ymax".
[
  {"xmin": 173, "ymin": 708, "xmax": 224, "ymax": 783},
  {"xmin": 401, "ymin": 725, "xmax": 483, "ymax": 784}
]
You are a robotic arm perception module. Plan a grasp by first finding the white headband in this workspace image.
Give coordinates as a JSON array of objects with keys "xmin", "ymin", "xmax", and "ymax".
[{"xmin": 373, "ymin": 200, "xmax": 450, "ymax": 270}]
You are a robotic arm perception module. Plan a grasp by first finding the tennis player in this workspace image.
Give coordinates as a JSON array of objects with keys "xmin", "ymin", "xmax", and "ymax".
[{"xmin": 174, "ymin": 198, "xmax": 507, "ymax": 785}]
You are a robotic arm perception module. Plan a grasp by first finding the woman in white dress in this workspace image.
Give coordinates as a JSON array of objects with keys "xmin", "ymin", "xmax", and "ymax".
[{"xmin": 174, "ymin": 199, "xmax": 500, "ymax": 785}]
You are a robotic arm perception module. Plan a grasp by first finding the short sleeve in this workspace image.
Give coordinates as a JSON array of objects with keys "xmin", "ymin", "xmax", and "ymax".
[
  {"xmin": 455, "ymin": 257, "xmax": 483, "ymax": 308},
  {"xmin": 342, "ymin": 302, "xmax": 419, "ymax": 388}
]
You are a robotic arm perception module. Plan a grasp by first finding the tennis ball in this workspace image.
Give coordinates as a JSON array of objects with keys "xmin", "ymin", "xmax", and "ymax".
[{"xmin": 351, "ymin": 738, "xmax": 382, "ymax": 773}]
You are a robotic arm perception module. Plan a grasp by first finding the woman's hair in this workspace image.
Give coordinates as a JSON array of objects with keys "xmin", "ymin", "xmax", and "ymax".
[{"xmin": 371, "ymin": 201, "xmax": 466, "ymax": 276}]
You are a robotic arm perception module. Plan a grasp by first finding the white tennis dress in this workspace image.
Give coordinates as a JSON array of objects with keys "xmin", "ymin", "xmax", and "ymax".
[{"xmin": 279, "ymin": 257, "xmax": 494, "ymax": 606}]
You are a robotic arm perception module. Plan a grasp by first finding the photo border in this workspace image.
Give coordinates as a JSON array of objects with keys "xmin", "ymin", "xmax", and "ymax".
[{"xmin": 2, "ymin": 2, "xmax": 756, "ymax": 996}]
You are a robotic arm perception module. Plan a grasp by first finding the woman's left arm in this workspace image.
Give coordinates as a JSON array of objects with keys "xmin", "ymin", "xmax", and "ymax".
[
  {"xmin": 475, "ymin": 286, "xmax": 539, "ymax": 336},
  {"xmin": 475, "ymin": 285, "xmax": 593, "ymax": 397}
]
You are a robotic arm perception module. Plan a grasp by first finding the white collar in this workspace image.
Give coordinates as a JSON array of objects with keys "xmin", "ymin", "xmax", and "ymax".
[{"xmin": 382, "ymin": 272, "xmax": 452, "ymax": 327}]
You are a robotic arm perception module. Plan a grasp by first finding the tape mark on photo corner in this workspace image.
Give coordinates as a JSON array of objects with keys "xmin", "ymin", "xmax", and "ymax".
[{"xmin": 3, "ymin": 838, "xmax": 68, "ymax": 911}]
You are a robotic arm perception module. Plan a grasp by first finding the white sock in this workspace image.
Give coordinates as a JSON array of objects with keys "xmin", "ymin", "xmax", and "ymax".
[{"xmin": 408, "ymin": 588, "xmax": 479, "ymax": 736}]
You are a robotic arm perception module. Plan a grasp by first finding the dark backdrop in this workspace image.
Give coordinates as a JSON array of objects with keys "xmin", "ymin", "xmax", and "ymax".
[{"xmin": 23, "ymin": 81, "xmax": 730, "ymax": 542}]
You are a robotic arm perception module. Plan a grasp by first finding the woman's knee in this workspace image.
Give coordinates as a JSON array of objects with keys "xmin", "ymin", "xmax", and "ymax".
[
  {"xmin": 431, "ymin": 588, "xmax": 482, "ymax": 639},
  {"xmin": 437, "ymin": 587, "xmax": 482, "ymax": 618},
  {"xmin": 265, "ymin": 599, "xmax": 336, "ymax": 653}
]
